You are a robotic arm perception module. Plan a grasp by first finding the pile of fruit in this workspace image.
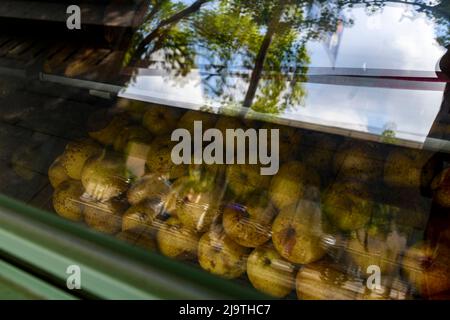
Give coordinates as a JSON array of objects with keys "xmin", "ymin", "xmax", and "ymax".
[{"xmin": 48, "ymin": 100, "xmax": 450, "ymax": 299}]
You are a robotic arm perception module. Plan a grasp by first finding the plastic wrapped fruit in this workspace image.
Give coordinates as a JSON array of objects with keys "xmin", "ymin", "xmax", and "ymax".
[
  {"xmin": 146, "ymin": 135, "xmax": 186, "ymax": 179},
  {"xmin": 333, "ymin": 142, "xmax": 383, "ymax": 182},
  {"xmin": 113, "ymin": 125, "xmax": 151, "ymax": 152},
  {"xmin": 198, "ymin": 225, "xmax": 250, "ymax": 279},
  {"xmin": 156, "ymin": 216, "xmax": 200, "ymax": 260},
  {"xmin": 322, "ymin": 180, "xmax": 374, "ymax": 231},
  {"xmin": 261, "ymin": 123, "xmax": 302, "ymax": 162},
  {"xmin": 226, "ymin": 164, "xmax": 271, "ymax": 200},
  {"xmin": 247, "ymin": 245, "xmax": 295, "ymax": 298},
  {"xmin": 347, "ymin": 227, "xmax": 407, "ymax": 276},
  {"xmin": 269, "ymin": 161, "xmax": 320, "ymax": 210},
  {"xmin": 402, "ymin": 241, "xmax": 450, "ymax": 297},
  {"xmin": 175, "ymin": 173, "xmax": 224, "ymax": 233},
  {"xmin": 52, "ymin": 180, "xmax": 85, "ymax": 221},
  {"xmin": 48, "ymin": 155, "xmax": 69, "ymax": 188},
  {"xmin": 127, "ymin": 174, "xmax": 172, "ymax": 206},
  {"xmin": 83, "ymin": 197, "xmax": 128, "ymax": 234},
  {"xmin": 356, "ymin": 276, "xmax": 410, "ymax": 300},
  {"xmin": 431, "ymin": 168, "xmax": 450, "ymax": 207},
  {"xmin": 81, "ymin": 152, "xmax": 130, "ymax": 202},
  {"xmin": 60, "ymin": 139, "xmax": 101, "ymax": 180},
  {"xmin": 116, "ymin": 228, "xmax": 156, "ymax": 250},
  {"xmin": 88, "ymin": 112, "xmax": 130, "ymax": 146},
  {"xmin": 272, "ymin": 201, "xmax": 327, "ymax": 264},
  {"xmin": 222, "ymin": 196, "xmax": 276, "ymax": 248},
  {"xmin": 296, "ymin": 261, "xmax": 362, "ymax": 300},
  {"xmin": 142, "ymin": 105, "xmax": 181, "ymax": 135},
  {"xmin": 384, "ymin": 149, "xmax": 434, "ymax": 189},
  {"xmin": 122, "ymin": 199, "xmax": 161, "ymax": 232}
]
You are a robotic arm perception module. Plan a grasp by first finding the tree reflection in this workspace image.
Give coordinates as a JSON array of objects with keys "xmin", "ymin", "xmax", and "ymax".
[{"xmin": 125, "ymin": 0, "xmax": 450, "ymax": 114}]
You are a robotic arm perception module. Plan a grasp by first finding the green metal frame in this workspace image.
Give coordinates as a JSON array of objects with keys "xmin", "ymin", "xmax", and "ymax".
[
  {"xmin": 0, "ymin": 259, "xmax": 76, "ymax": 299},
  {"xmin": 0, "ymin": 194, "xmax": 268, "ymax": 299}
]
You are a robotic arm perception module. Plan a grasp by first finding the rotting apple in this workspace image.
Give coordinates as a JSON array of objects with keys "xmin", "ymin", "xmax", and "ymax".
[
  {"xmin": 272, "ymin": 200, "xmax": 327, "ymax": 264},
  {"xmin": 222, "ymin": 196, "xmax": 276, "ymax": 248},
  {"xmin": 402, "ymin": 241, "xmax": 450, "ymax": 297}
]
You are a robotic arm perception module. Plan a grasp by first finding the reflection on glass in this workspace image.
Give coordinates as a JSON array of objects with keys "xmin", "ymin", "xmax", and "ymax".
[{"xmin": 120, "ymin": 0, "xmax": 449, "ymax": 144}]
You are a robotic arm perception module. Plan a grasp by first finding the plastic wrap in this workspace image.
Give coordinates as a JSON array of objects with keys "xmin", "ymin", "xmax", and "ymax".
[{"xmin": 48, "ymin": 102, "xmax": 450, "ymax": 300}]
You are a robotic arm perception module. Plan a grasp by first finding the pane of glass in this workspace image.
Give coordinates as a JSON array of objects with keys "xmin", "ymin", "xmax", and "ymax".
[{"xmin": 0, "ymin": 0, "xmax": 449, "ymax": 300}]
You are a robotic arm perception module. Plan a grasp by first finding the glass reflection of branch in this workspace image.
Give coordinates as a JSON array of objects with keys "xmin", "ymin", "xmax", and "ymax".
[{"xmin": 125, "ymin": 0, "xmax": 449, "ymax": 114}]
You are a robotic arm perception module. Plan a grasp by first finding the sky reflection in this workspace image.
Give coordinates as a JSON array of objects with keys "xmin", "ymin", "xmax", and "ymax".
[{"xmin": 121, "ymin": 2, "xmax": 448, "ymax": 145}]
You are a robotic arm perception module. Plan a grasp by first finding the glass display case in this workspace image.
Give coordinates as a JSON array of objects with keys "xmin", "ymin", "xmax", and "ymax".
[{"xmin": 0, "ymin": 0, "xmax": 450, "ymax": 300}]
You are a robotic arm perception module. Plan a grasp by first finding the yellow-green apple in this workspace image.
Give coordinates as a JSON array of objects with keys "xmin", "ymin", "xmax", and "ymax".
[
  {"xmin": 52, "ymin": 180, "xmax": 84, "ymax": 221},
  {"xmin": 322, "ymin": 180, "xmax": 374, "ymax": 231},
  {"xmin": 247, "ymin": 245, "xmax": 296, "ymax": 298},
  {"xmin": 83, "ymin": 196, "xmax": 128, "ymax": 234},
  {"xmin": 222, "ymin": 195, "xmax": 276, "ymax": 247},
  {"xmin": 156, "ymin": 216, "xmax": 200, "ymax": 260},
  {"xmin": 384, "ymin": 149, "xmax": 434, "ymax": 188},
  {"xmin": 269, "ymin": 161, "xmax": 320, "ymax": 210},
  {"xmin": 81, "ymin": 152, "xmax": 130, "ymax": 201},
  {"xmin": 272, "ymin": 201, "xmax": 327, "ymax": 264},
  {"xmin": 142, "ymin": 105, "xmax": 181, "ymax": 135},
  {"xmin": 198, "ymin": 225, "xmax": 250, "ymax": 279},
  {"xmin": 333, "ymin": 142, "xmax": 383, "ymax": 182},
  {"xmin": 60, "ymin": 138, "xmax": 101, "ymax": 180},
  {"xmin": 48, "ymin": 155, "xmax": 69, "ymax": 188},
  {"xmin": 226, "ymin": 164, "xmax": 272, "ymax": 200}
]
